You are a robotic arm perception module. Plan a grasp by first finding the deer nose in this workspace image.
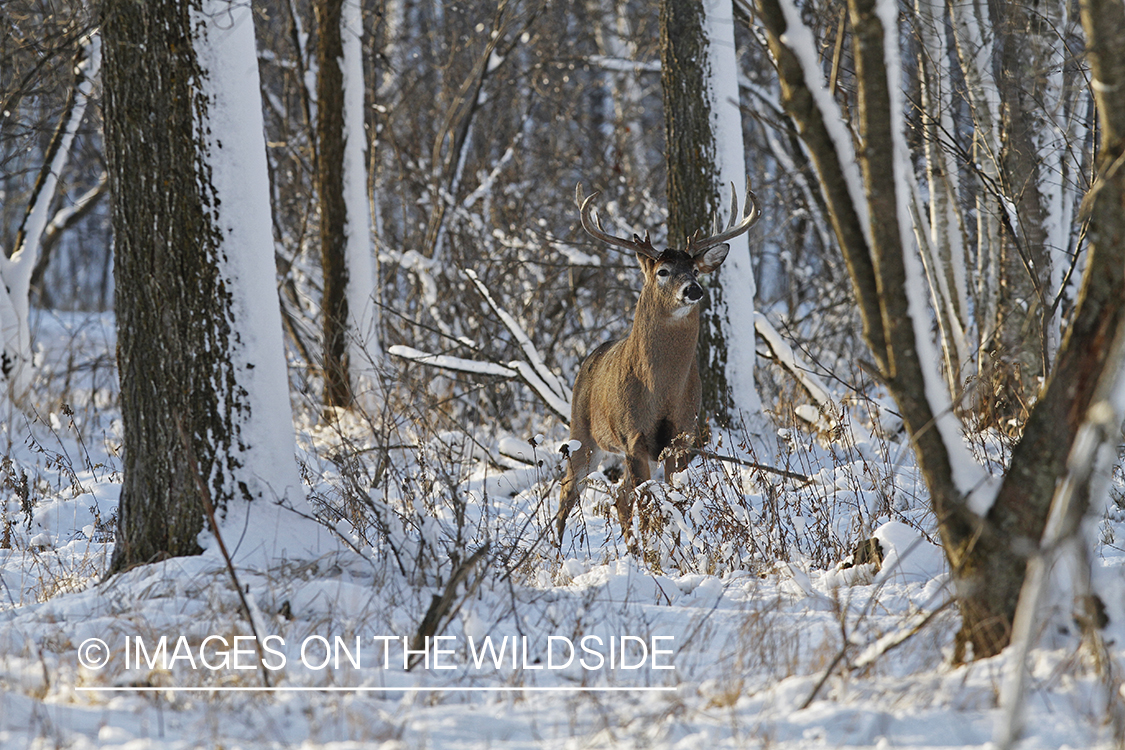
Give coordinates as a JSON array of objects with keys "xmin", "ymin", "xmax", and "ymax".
[{"xmin": 682, "ymin": 282, "xmax": 704, "ymax": 303}]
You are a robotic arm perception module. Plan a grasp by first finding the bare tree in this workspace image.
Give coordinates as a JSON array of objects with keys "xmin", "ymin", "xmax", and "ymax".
[
  {"xmin": 1, "ymin": 35, "xmax": 99, "ymax": 405},
  {"xmin": 314, "ymin": 0, "xmax": 379, "ymax": 409},
  {"xmin": 755, "ymin": 0, "xmax": 1124, "ymax": 659},
  {"xmin": 104, "ymin": 0, "xmax": 309, "ymax": 569}
]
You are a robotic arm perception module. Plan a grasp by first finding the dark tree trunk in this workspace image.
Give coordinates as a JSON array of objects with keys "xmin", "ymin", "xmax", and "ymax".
[
  {"xmin": 983, "ymin": 0, "xmax": 1053, "ymax": 424},
  {"xmin": 103, "ymin": 0, "xmax": 250, "ymax": 570},
  {"xmin": 660, "ymin": 0, "xmax": 733, "ymax": 425},
  {"xmin": 315, "ymin": 0, "xmax": 353, "ymax": 409}
]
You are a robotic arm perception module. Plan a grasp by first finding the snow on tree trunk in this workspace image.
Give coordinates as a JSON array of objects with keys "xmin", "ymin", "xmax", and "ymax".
[
  {"xmin": 914, "ymin": 0, "xmax": 971, "ymax": 399},
  {"xmin": 191, "ymin": 0, "xmax": 318, "ymax": 563},
  {"xmin": 590, "ymin": 0, "xmax": 648, "ymax": 183},
  {"xmin": 1033, "ymin": 0, "xmax": 1085, "ymax": 360},
  {"xmin": 662, "ymin": 0, "xmax": 763, "ymax": 432},
  {"xmin": 870, "ymin": 0, "xmax": 989, "ymax": 504},
  {"xmin": 947, "ymin": 0, "xmax": 1004, "ymax": 407},
  {"xmin": 341, "ymin": 0, "xmax": 381, "ymax": 401},
  {"xmin": 104, "ymin": 0, "xmax": 326, "ymax": 571},
  {"xmin": 704, "ymin": 0, "xmax": 763, "ymax": 426},
  {"xmin": 0, "ymin": 36, "xmax": 99, "ymax": 407},
  {"xmin": 1000, "ymin": 0, "xmax": 1125, "ymax": 726}
]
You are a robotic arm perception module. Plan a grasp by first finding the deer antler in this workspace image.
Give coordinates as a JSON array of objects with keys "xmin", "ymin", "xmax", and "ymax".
[
  {"xmin": 683, "ymin": 182, "xmax": 761, "ymax": 258},
  {"xmin": 575, "ymin": 184, "xmax": 660, "ymax": 259}
]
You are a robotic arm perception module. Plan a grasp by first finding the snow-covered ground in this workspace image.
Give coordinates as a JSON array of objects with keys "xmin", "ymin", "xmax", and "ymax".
[{"xmin": 2, "ymin": 310, "xmax": 1123, "ymax": 748}]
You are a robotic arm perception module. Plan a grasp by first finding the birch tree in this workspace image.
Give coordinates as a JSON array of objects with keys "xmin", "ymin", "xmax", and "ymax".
[{"xmin": 103, "ymin": 0, "xmax": 320, "ymax": 570}]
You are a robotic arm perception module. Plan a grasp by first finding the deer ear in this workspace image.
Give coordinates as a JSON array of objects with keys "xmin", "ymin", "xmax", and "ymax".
[
  {"xmin": 695, "ymin": 243, "xmax": 729, "ymax": 274},
  {"xmin": 635, "ymin": 252, "xmax": 656, "ymax": 272}
]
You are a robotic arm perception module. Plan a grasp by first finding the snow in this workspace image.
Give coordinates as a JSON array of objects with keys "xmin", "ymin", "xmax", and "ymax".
[
  {"xmin": 191, "ymin": 1, "xmax": 334, "ymax": 566},
  {"xmin": 3, "ymin": 306, "xmax": 1125, "ymax": 748},
  {"xmin": 754, "ymin": 312, "xmax": 832, "ymax": 409},
  {"xmin": 389, "ymin": 345, "xmax": 518, "ymax": 378},
  {"xmin": 463, "ymin": 268, "xmax": 572, "ymax": 417},
  {"xmin": 4, "ymin": 4, "xmax": 1124, "ymax": 747},
  {"xmin": 874, "ymin": 0, "xmax": 995, "ymax": 516},
  {"xmin": 1, "ymin": 35, "xmax": 100, "ymax": 403},
  {"xmin": 341, "ymin": 0, "xmax": 382, "ymax": 393},
  {"xmin": 776, "ymin": 0, "xmax": 872, "ymax": 246}
]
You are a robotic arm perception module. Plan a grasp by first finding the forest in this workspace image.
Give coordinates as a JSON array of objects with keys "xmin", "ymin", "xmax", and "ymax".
[{"xmin": 2, "ymin": 0, "xmax": 1125, "ymax": 747}]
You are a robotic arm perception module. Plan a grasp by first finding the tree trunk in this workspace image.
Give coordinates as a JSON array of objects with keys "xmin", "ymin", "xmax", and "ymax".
[
  {"xmin": 1, "ymin": 38, "xmax": 99, "ymax": 406},
  {"xmin": 965, "ymin": 0, "xmax": 1125, "ymax": 659},
  {"xmin": 315, "ymin": 0, "xmax": 354, "ymax": 409},
  {"xmin": 104, "ymin": 0, "xmax": 307, "ymax": 570},
  {"xmin": 661, "ymin": 0, "xmax": 761, "ymax": 428},
  {"xmin": 756, "ymin": 0, "xmax": 1125, "ymax": 660}
]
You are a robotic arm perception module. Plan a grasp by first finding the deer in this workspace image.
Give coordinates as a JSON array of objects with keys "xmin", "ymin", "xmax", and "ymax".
[{"xmin": 557, "ymin": 182, "xmax": 761, "ymax": 545}]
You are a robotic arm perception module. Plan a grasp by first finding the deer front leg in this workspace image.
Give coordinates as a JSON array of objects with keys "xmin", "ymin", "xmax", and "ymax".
[
  {"xmin": 557, "ymin": 439, "xmax": 596, "ymax": 544},
  {"xmin": 616, "ymin": 447, "xmax": 651, "ymax": 542},
  {"xmin": 661, "ymin": 430, "xmax": 695, "ymax": 481}
]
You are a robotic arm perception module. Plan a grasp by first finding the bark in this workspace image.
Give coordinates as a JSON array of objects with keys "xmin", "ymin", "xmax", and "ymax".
[
  {"xmin": 1, "ymin": 38, "xmax": 98, "ymax": 405},
  {"xmin": 966, "ymin": 0, "xmax": 1125, "ymax": 659},
  {"xmin": 845, "ymin": 0, "xmax": 988, "ymax": 653},
  {"xmin": 661, "ymin": 0, "xmax": 760, "ymax": 426},
  {"xmin": 315, "ymin": 0, "xmax": 353, "ymax": 409},
  {"xmin": 103, "ymin": 0, "xmax": 218, "ymax": 565},
  {"xmin": 755, "ymin": 0, "xmax": 982, "ymax": 657},
  {"xmin": 990, "ymin": 0, "xmax": 1052, "ymax": 382},
  {"xmin": 947, "ymin": 0, "xmax": 1004, "ymax": 403},
  {"xmin": 588, "ymin": 0, "xmax": 647, "ymax": 183},
  {"xmin": 104, "ymin": 0, "xmax": 300, "ymax": 569},
  {"xmin": 914, "ymin": 0, "xmax": 970, "ymax": 398}
]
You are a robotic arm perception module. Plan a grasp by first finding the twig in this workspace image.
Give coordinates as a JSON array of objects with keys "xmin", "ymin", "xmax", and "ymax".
[
  {"xmin": 799, "ymin": 598, "xmax": 955, "ymax": 710},
  {"xmin": 687, "ymin": 448, "xmax": 811, "ymax": 484},
  {"xmin": 176, "ymin": 417, "xmax": 273, "ymax": 687},
  {"xmin": 407, "ymin": 543, "xmax": 490, "ymax": 671}
]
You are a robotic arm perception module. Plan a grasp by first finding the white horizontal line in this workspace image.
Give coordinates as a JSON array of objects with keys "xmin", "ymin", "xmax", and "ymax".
[{"xmin": 77, "ymin": 686, "xmax": 676, "ymax": 693}]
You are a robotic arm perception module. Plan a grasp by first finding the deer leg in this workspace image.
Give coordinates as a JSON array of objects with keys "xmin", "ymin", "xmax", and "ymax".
[
  {"xmin": 616, "ymin": 450, "xmax": 651, "ymax": 541},
  {"xmin": 557, "ymin": 440, "xmax": 596, "ymax": 543},
  {"xmin": 662, "ymin": 431, "xmax": 695, "ymax": 480}
]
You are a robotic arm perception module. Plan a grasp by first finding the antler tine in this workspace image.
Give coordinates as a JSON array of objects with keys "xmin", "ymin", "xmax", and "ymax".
[
  {"xmin": 684, "ymin": 181, "xmax": 762, "ymax": 257},
  {"xmin": 576, "ymin": 183, "xmax": 660, "ymax": 258}
]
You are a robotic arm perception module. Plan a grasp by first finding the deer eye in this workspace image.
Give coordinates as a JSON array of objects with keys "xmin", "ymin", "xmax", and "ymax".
[
  {"xmin": 656, "ymin": 268, "xmax": 670, "ymax": 278},
  {"xmin": 692, "ymin": 268, "xmax": 700, "ymax": 277}
]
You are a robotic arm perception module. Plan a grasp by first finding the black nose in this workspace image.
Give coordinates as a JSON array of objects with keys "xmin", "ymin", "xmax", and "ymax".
[{"xmin": 684, "ymin": 283, "xmax": 703, "ymax": 302}]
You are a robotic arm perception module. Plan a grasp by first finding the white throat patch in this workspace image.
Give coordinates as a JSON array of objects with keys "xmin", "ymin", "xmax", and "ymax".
[{"xmin": 670, "ymin": 304, "xmax": 694, "ymax": 320}]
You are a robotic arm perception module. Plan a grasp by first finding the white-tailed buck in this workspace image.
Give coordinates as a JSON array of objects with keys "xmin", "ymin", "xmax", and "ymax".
[{"xmin": 557, "ymin": 183, "xmax": 760, "ymax": 543}]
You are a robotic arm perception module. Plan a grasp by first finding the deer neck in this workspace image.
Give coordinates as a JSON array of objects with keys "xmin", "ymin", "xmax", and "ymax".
[{"xmin": 624, "ymin": 291, "xmax": 700, "ymax": 386}]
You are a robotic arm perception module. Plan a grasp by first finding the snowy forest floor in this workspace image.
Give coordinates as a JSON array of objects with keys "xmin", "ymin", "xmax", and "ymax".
[{"xmin": 2, "ymin": 309, "xmax": 1124, "ymax": 749}]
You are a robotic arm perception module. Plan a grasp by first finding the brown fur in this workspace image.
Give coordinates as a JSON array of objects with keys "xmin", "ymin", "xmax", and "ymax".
[{"xmin": 557, "ymin": 246, "xmax": 728, "ymax": 543}]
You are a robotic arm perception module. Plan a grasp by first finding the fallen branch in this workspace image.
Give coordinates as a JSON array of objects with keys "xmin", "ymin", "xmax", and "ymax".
[
  {"xmin": 687, "ymin": 447, "xmax": 811, "ymax": 484},
  {"xmin": 387, "ymin": 270, "xmax": 573, "ymax": 421}
]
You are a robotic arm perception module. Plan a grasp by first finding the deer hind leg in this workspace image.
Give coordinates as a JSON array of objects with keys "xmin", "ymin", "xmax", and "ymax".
[{"xmin": 557, "ymin": 439, "xmax": 597, "ymax": 543}]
